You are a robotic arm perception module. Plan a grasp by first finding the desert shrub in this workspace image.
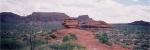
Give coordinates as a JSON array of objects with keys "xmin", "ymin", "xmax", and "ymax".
[
  {"xmin": 63, "ymin": 33, "xmax": 77, "ymax": 42},
  {"xmin": 31, "ymin": 38, "xmax": 48, "ymax": 47},
  {"xmin": 96, "ymin": 33, "xmax": 109, "ymax": 44},
  {"xmin": 0, "ymin": 38, "xmax": 24, "ymax": 50},
  {"xmin": 49, "ymin": 42, "xmax": 85, "ymax": 50},
  {"xmin": 25, "ymin": 38, "xmax": 48, "ymax": 50}
]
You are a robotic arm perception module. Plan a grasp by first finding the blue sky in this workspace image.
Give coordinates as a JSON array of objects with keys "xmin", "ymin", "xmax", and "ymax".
[{"xmin": 0, "ymin": 0, "xmax": 150, "ymax": 23}]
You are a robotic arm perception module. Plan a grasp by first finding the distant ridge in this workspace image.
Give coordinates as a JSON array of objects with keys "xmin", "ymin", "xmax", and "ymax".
[
  {"xmin": 0, "ymin": 12, "xmax": 24, "ymax": 23},
  {"xmin": 26, "ymin": 12, "xmax": 69, "ymax": 22},
  {"xmin": 0, "ymin": 12, "xmax": 111, "ymax": 28},
  {"xmin": 129, "ymin": 20, "xmax": 150, "ymax": 26}
]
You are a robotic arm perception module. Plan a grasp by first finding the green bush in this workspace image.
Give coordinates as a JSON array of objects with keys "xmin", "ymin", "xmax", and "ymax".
[
  {"xmin": 0, "ymin": 39, "xmax": 24, "ymax": 50},
  {"xmin": 32, "ymin": 39, "xmax": 48, "ymax": 47},
  {"xmin": 49, "ymin": 33, "xmax": 82, "ymax": 50},
  {"xmin": 63, "ymin": 33, "xmax": 77, "ymax": 42},
  {"xmin": 96, "ymin": 33, "xmax": 109, "ymax": 43},
  {"xmin": 49, "ymin": 42, "xmax": 85, "ymax": 50}
]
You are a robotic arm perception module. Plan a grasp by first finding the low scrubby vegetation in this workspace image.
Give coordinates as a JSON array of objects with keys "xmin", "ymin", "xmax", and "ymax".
[
  {"xmin": 0, "ymin": 38, "xmax": 24, "ymax": 50},
  {"xmin": 63, "ymin": 33, "xmax": 77, "ymax": 42},
  {"xmin": 95, "ymin": 32, "xmax": 111, "ymax": 46},
  {"xmin": 1, "ymin": 22, "xmax": 149, "ymax": 50},
  {"xmin": 98, "ymin": 33, "xmax": 108, "ymax": 43},
  {"xmin": 49, "ymin": 33, "xmax": 84, "ymax": 50},
  {"xmin": 0, "ymin": 23, "xmax": 60, "ymax": 50},
  {"xmin": 49, "ymin": 42, "xmax": 85, "ymax": 50}
]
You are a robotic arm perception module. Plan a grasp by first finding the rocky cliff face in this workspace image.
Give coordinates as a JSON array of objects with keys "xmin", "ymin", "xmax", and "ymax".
[
  {"xmin": 0, "ymin": 12, "xmax": 24, "ymax": 23},
  {"xmin": 0, "ymin": 12, "xmax": 111, "ymax": 28},
  {"xmin": 77, "ymin": 15, "xmax": 93, "ymax": 21},
  {"xmin": 26, "ymin": 12, "xmax": 69, "ymax": 22},
  {"xmin": 0, "ymin": 12, "xmax": 70, "ymax": 25},
  {"xmin": 77, "ymin": 15, "xmax": 112, "ymax": 29}
]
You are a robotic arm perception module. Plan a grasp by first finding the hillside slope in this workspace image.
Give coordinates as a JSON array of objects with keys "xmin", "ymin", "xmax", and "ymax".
[{"xmin": 51, "ymin": 28, "xmax": 130, "ymax": 50}]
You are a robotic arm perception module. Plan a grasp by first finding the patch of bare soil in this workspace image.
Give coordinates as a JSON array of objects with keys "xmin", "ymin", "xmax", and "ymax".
[{"xmin": 51, "ymin": 28, "xmax": 130, "ymax": 50}]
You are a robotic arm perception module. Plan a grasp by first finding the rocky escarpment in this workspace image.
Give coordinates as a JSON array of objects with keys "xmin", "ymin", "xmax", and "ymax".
[
  {"xmin": 26, "ymin": 12, "xmax": 69, "ymax": 22},
  {"xmin": 1, "ymin": 12, "xmax": 112, "ymax": 29}
]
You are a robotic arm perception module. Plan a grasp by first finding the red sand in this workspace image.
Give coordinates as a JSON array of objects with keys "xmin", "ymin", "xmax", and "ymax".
[{"xmin": 52, "ymin": 28, "xmax": 130, "ymax": 50}]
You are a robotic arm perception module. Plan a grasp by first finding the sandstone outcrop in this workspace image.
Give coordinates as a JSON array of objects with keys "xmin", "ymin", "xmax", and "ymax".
[
  {"xmin": 50, "ymin": 18, "xmax": 130, "ymax": 50},
  {"xmin": 78, "ymin": 15, "xmax": 112, "ymax": 28}
]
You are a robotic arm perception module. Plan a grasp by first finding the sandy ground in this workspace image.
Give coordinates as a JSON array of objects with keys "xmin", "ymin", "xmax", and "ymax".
[{"xmin": 52, "ymin": 28, "xmax": 130, "ymax": 50}]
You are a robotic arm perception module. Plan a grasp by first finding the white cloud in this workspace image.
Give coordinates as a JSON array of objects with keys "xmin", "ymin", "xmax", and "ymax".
[{"xmin": 0, "ymin": 0, "xmax": 150, "ymax": 23}]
